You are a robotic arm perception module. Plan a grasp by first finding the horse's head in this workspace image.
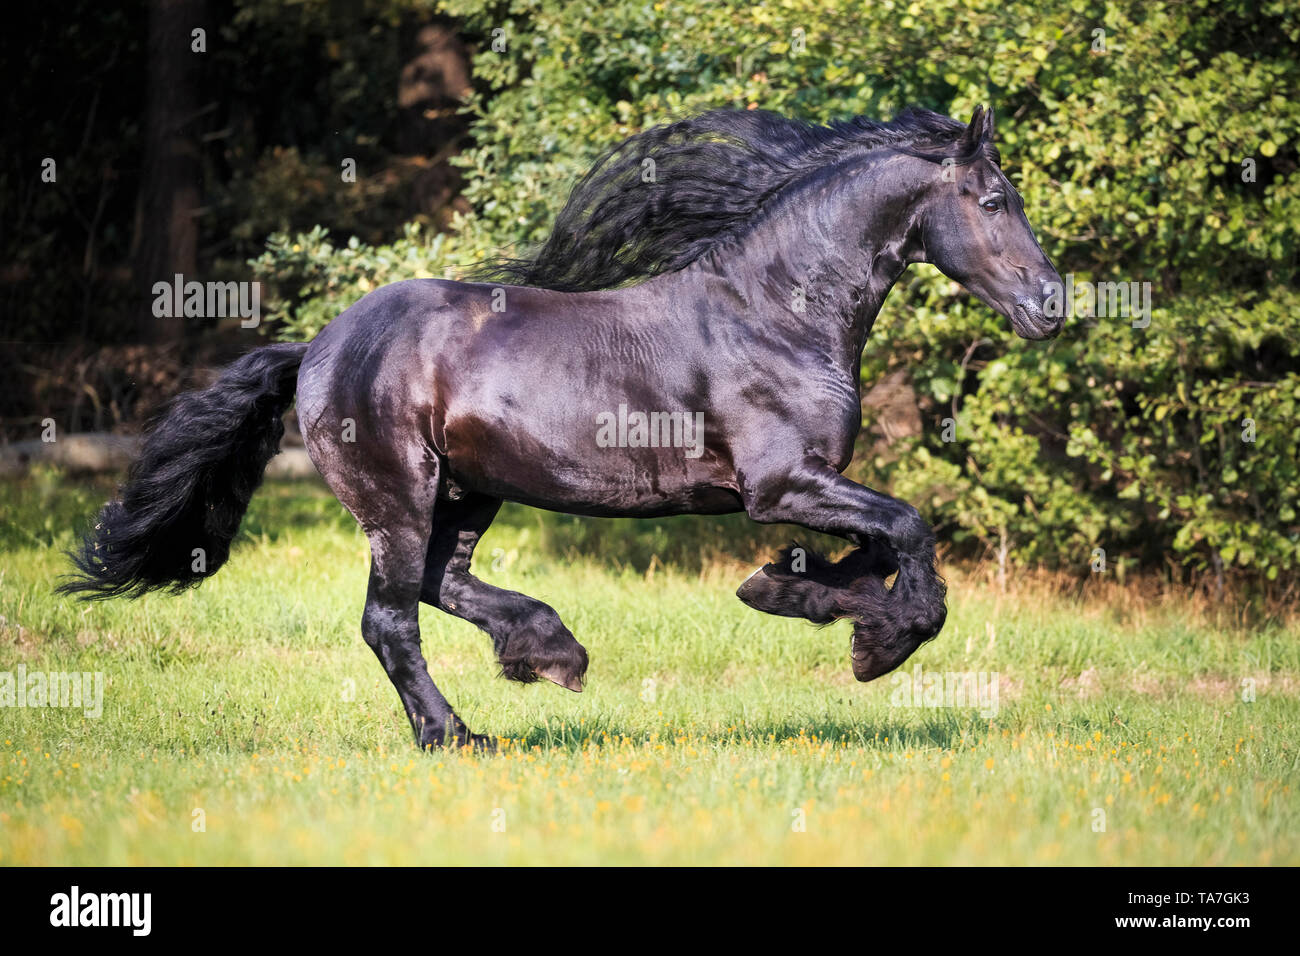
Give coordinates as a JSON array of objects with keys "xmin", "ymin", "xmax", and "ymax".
[{"xmin": 918, "ymin": 106, "xmax": 1064, "ymax": 340}]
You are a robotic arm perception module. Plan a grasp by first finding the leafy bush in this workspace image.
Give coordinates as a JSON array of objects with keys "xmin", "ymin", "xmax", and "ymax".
[{"xmin": 250, "ymin": 0, "xmax": 1300, "ymax": 587}]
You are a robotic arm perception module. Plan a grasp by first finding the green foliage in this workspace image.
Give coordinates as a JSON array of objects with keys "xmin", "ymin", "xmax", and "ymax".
[
  {"xmin": 251, "ymin": 0, "xmax": 1300, "ymax": 585},
  {"xmin": 250, "ymin": 221, "xmax": 495, "ymax": 336}
]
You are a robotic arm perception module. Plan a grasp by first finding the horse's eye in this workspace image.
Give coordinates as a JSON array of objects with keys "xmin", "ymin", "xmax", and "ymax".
[{"xmin": 980, "ymin": 199, "xmax": 1000, "ymax": 213}]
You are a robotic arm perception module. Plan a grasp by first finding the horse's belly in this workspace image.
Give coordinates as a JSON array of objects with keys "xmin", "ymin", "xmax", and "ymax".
[{"xmin": 442, "ymin": 422, "xmax": 741, "ymax": 517}]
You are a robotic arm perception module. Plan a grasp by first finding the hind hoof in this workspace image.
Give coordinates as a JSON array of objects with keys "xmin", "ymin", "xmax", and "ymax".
[
  {"xmin": 499, "ymin": 619, "xmax": 589, "ymax": 692},
  {"xmin": 536, "ymin": 661, "xmax": 585, "ymax": 693},
  {"xmin": 415, "ymin": 717, "xmax": 498, "ymax": 752}
]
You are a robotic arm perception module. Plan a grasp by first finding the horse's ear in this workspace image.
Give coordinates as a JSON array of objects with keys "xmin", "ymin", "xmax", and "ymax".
[{"xmin": 960, "ymin": 105, "xmax": 995, "ymax": 150}]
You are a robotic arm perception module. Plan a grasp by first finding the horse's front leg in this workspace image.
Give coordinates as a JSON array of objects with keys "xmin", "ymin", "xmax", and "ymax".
[
  {"xmin": 736, "ymin": 539, "xmax": 898, "ymax": 623},
  {"xmin": 736, "ymin": 454, "xmax": 947, "ymax": 681}
]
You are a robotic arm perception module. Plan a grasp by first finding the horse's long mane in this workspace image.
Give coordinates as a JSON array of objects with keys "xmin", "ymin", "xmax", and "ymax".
[{"xmin": 472, "ymin": 106, "xmax": 997, "ymax": 293}]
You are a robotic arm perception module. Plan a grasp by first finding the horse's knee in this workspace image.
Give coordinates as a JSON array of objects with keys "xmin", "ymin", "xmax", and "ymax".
[
  {"xmin": 847, "ymin": 536, "xmax": 900, "ymax": 577},
  {"xmin": 885, "ymin": 505, "xmax": 933, "ymax": 556}
]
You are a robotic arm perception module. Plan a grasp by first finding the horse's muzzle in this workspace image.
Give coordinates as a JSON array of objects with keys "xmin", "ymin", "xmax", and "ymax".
[{"xmin": 1012, "ymin": 296, "xmax": 1064, "ymax": 340}]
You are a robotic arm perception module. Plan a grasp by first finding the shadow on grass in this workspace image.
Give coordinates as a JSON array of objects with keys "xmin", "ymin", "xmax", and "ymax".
[{"xmin": 497, "ymin": 712, "xmax": 983, "ymax": 753}]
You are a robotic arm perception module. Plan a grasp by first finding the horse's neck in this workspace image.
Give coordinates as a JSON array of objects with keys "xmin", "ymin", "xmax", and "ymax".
[{"xmin": 681, "ymin": 151, "xmax": 923, "ymax": 368}]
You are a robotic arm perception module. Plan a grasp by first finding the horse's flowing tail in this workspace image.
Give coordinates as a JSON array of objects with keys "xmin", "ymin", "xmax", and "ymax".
[{"xmin": 58, "ymin": 342, "xmax": 309, "ymax": 600}]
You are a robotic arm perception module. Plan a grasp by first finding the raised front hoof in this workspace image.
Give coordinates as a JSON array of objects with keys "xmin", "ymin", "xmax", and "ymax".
[
  {"xmin": 498, "ymin": 618, "xmax": 589, "ymax": 693},
  {"xmin": 850, "ymin": 619, "xmax": 926, "ymax": 683},
  {"xmin": 737, "ymin": 543, "xmax": 898, "ymax": 624},
  {"xmin": 736, "ymin": 562, "xmax": 839, "ymax": 624},
  {"xmin": 737, "ymin": 564, "xmax": 800, "ymax": 616}
]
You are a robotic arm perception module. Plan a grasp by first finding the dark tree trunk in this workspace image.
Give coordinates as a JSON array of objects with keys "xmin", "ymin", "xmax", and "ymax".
[{"xmin": 136, "ymin": 0, "xmax": 205, "ymax": 344}]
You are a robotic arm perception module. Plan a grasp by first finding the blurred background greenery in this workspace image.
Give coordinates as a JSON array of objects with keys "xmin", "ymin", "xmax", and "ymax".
[{"xmin": 2, "ymin": 0, "xmax": 1297, "ymax": 593}]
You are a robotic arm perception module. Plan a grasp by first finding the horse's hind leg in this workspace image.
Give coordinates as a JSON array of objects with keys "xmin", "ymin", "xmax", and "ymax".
[
  {"xmin": 312, "ymin": 444, "xmax": 491, "ymax": 749},
  {"xmin": 361, "ymin": 513, "xmax": 493, "ymax": 749},
  {"xmin": 421, "ymin": 492, "xmax": 588, "ymax": 692}
]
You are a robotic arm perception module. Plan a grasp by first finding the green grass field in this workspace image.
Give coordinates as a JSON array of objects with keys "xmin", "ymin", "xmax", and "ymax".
[{"xmin": 1, "ymin": 471, "xmax": 1296, "ymax": 865}]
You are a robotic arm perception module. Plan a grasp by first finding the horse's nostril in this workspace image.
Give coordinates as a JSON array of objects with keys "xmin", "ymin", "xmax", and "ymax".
[{"xmin": 1014, "ymin": 295, "xmax": 1045, "ymax": 319}]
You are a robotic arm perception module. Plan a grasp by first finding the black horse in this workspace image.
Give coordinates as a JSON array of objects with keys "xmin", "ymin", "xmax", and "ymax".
[{"xmin": 61, "ymin": 105, "xmax": 1062, "ymax": 749}]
